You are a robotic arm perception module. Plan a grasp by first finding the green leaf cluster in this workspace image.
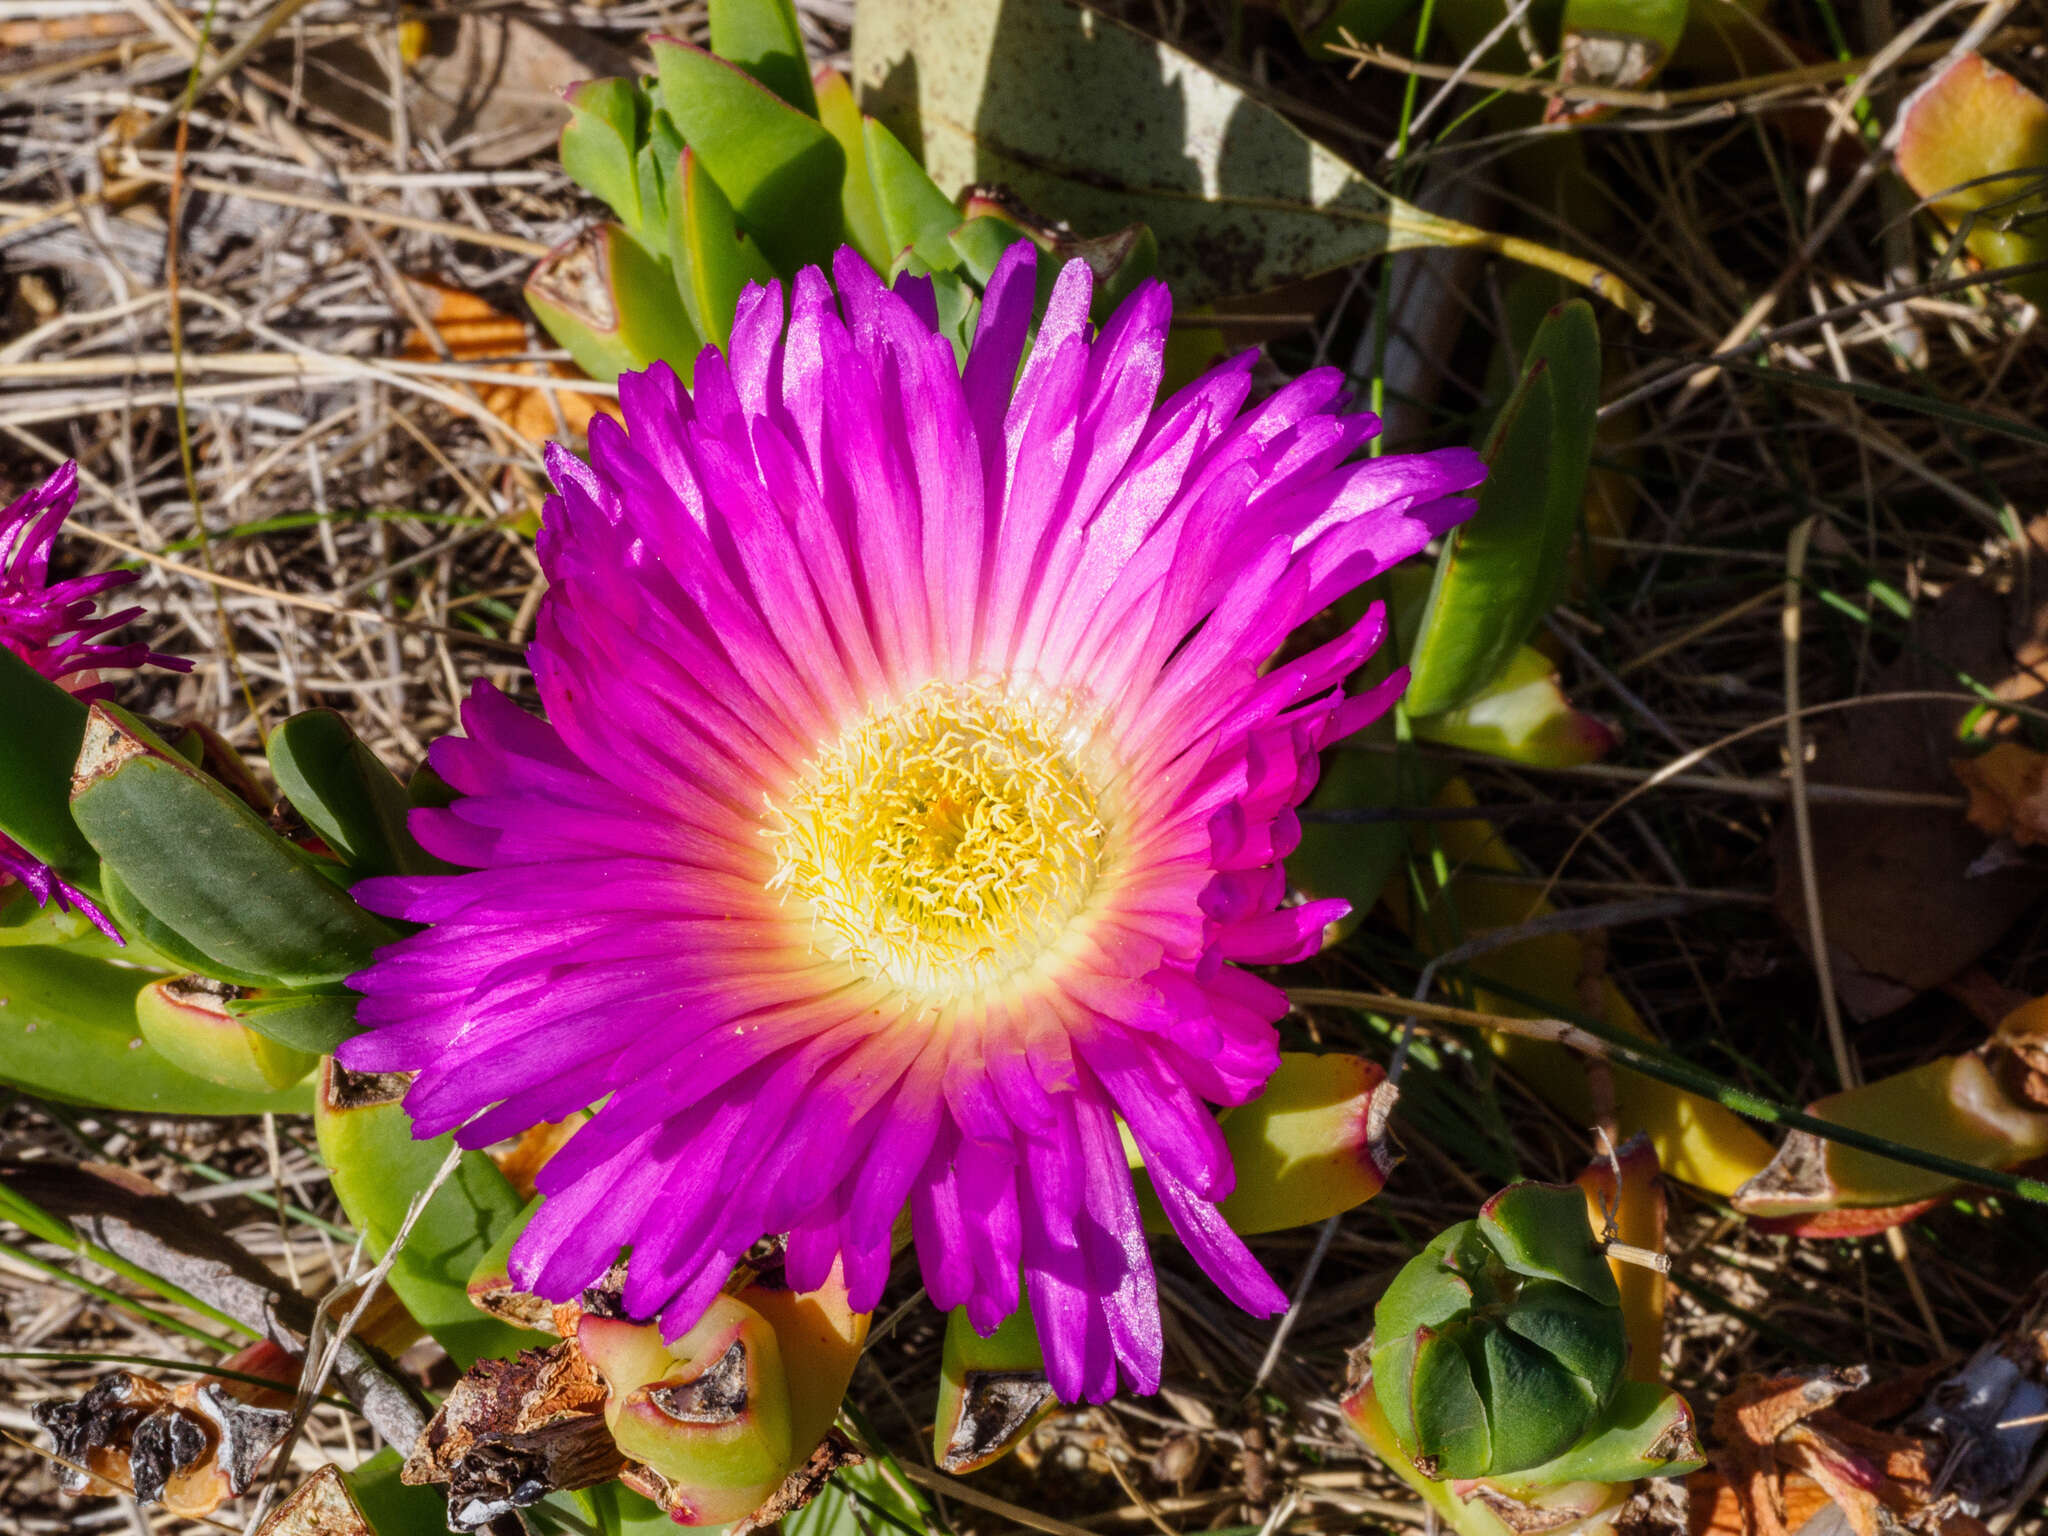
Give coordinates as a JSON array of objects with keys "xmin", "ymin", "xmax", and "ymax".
[
  {"xmin": 527, "ymin": 0, "xmax": 1157, "ymax": 381},
  {"xmin": 1369, "ymin": 1183, "xmax": 1701, "ymax": 1485}
]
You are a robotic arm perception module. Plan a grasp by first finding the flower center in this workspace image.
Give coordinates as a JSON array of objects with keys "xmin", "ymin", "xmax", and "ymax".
[{"xmin": 767, "ymin": 682, "xmax": 1106, "ymax": 996}]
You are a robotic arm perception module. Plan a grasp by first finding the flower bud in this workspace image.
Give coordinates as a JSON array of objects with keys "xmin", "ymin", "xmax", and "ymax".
[{"xmin": 135, "ymin": 976, "xmax": 318, "ymax": 1092}]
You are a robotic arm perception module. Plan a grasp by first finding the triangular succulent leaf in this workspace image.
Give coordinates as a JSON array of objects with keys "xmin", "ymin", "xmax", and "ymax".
[
  {"xmin": 1479, "ymin": 1182, "xmax": 1619, "ymax": 1304},
  {"xmin": 709, "ymin": 0, "xmax": 820, "ymax": 119},
  {"xmin": 673, "ymin": 145, "xmax": 779, "ymax": 350},
  {"xmin": 651, "ymin": 38, "xmax": 846, "ymax": 271}
]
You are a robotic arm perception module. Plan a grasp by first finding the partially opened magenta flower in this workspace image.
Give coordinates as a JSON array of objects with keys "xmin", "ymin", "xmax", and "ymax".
[
  {"xmin": 343, "ymin": 246, "xmax": 1483, "ymax": 1400},
  {"xmin": 2, "ymin": 461, "xmax": 188, "ymax": 930}
]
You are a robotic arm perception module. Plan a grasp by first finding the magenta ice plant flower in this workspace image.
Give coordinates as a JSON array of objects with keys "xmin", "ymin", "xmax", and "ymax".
[
  {"xmin": 342, "ymin": 247, "xmax": 1484, "ymax": 1400},
  {"xmin": 2, "ymin": 461, "xmax": 188, "ymax": 931}
]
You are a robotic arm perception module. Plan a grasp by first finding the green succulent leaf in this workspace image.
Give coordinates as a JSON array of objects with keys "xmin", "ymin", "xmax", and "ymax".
[
  {"xmin": 0, "ymin": 945, "xmax": 312, "ymax": 1115},
  {"xmin": 639, "ymin": 107, "xmax": 687, "ymax": 250},
  {"xmin": 651, "ymin": 37, "xmax": 846, "ymax": 271},
  {"xmin": 0, "ymin": 882, "xmax": 120, "ymax": 951},
  {"xmin": 933, "ymin": 1298, "xmax": 1054, "ymax": 1473},
  {"xmin": 709, "ymin": 0, "xmax": 820, "ymax": 118},
  {"xmin": 673, "ymin": 145, "xmax": 780, "ymax": 350},
  {"xmin": 1410, "ymin": 644, "xmax": 1617, "ymax": 769},
  {"xmin": 1501, "ymin": 1279, "xmax": 1628, "ymax": 1401},
  {"xmin": 228, "ymin": 989, "xmax": 363, "ymax": 1055},
  {"xmin": 814, "ymin": 67, "xmax": 893, "ymax": 270},
  {"xmin": 316, "ymin": 1062, "xmax": 547, "ymax": 1369},
  {"xmin": 1374, "ymin": 1222, "xmax": 1486, "ymax": 1344},
  {"xmin": 70, "ymin": 705, "xmax": 398, "ymax": 990},
  {"xmin": 100, "ymin": 865, "xmax": 275, "ymax": 988},
  {"xmin": 1479, "ymin": 1181, "xmax": 1619, "ymax": 1303},
  {"xmin": 1504, "ymin": 1379, "xmax": 1705, "ymax": 1487},
  {"xmin": 945, "ymin": 215, "xmax": 1034, "ymax": 286},
  {"xmin": 0, "ymin": 647, "xmax": 95, "ymax": 889},
  {"xmin": 1404, "ymin": 299, "xmax": 1601, "ymax": 716},
  {"xmin": 266, "ymin": 708, "xmax": 433, "ymax": 881},
  {"xmin": 1477, "ymin": 1325, "xmax": 1596, "ymax": 1474},
  {"xmin": 1410, "ymin": 1327, "xmax": 1491, "ymax": 1479},
  {"xmin": 864, "ymin": 115, "xmax": 962, "ymax": 271},
  {"xmin": 526, "ymin": 222, "xmax": 705, "ymax": 385},
  {"xmin": 561, "ymin": 77, "xmax": 652, "ymax": 239}
]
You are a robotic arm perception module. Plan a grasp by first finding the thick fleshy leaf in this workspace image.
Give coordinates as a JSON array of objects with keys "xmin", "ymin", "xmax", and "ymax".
[
  {"xmin": 227, "ymin": 989, "xmax": 363, "ymax": 1055},
  {"xmin": 651, "ymin": 37, "xmax": 846, "ymax": 271},
  {"xmin": 743, "ymin": 1264, "xmax": 871, "ymax": 1456},
  {"xmin": 561, "ymin": 77, "xmax": 654, "ymax": 243},
  {"xmin": 1369, "ymin": 1222, "xmax": 1483, "ymax": 1456},
  {"xmin": 1551, "ymin": 0, "xmax": 1690, "ymax": 124},
  {"xmin": 1340, "ymin": 1363, "xmax": 1511, "ymax": 1536},
  {"xmin": 70, "ymin": 705, "xmax": 397, "ymax": 989},
  {"xmin": 265, "ymin": 708, "xmax": 432, "ymax": 881},
  {"xmin": 315, "ymin": 1061, "xmax": 547, "ymax": 1369},
  {"xmin": 1895, "ymin": 53, "xmax": 2048, "ymax": 307},
  {"xmin": 1732, "ymin": 1053, "xmax": 2048, "ymax": 1220},
  {"xmin": 814, "ymin": 67, "xmax": 893, "ymax": 270},
  {"xmin": 946, "ymin": 215, "xmax": 1036, "ymax": 288},
  {"xmin": 1499, "ymin": 1281, "xmax": 1626, "ymax": 1402},
  {"xmin": 0, "ymin": 882, "xmax": 120, "ymax": 952},
  {"xmin": 1478, "ymin": 1324, "xmax": 1594, "ymax": 1474},
  {"xmin": 582, "ymin": 1298, "xmax": 796, "ymax": 1523},
  {"xmin": 0, "ymin": 945, "xmax": 311, "ymax": 1115},
  {"xmin": 852, "ymin": 0, "xmax": 1644, "ymax": 312},
  {"xmin": 1410, "ymin": 644, "xmax": 1617, "ymax": 768},
  {"xmin": 864, "ymin": 115, "xmax": 961, "ymax": 270},
  {"xmin": 709, "ymin": 0, "xmax": 819, "ymax": 117},
  {"xmin": 1374, "ymin": 1222, "xmax": 1486, "ymax": 1344},
  {"xmin": 526, "ymin": 223, "xmax": 705, "ymax": 385},
  {"xmin": 1491, "ymin": 1379, "xmax": 1704, "ymax": 1489},
  {"xmin": 1405, "ymin": 300, "xmax": 1600, "ymax": 716},
  {"xmin": 932, "ymin": 1300, "xmax": 1055, "ymax": 1474},
  {"xmin": 1478, "ymin": 1182, "xmax": 1619, "ymax": 1303},
  {"xmin": 673, "ymin": 146, "xmax": 779, "ymax": 350},
  {"xmin": 100, "ymin": 864, "xmax": 273, "ymax": 987},
  {"xmin": 1574, "ymin": 1134, "xmax": 1667, "ymax": 1380},
  {"xmin": 135, "ymin": 977, "xmax": 319, "ymax": 1092},
  {"xmin": 1213, "ymin": 1053, "xmax": 1399, "ymax": 1233},
  {"xmin": 0, "ymin": 646, "xmax": 95, "ymax": 887},
  {"xmin": 1409, "ymin": 1327, "xmax": 1491, "ymax": 1478}
]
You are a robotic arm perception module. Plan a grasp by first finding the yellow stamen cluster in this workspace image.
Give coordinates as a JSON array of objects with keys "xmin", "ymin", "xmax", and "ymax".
[{"xmin": 766, "ymin": 682, "xmax": 1106, "ymax": 996}]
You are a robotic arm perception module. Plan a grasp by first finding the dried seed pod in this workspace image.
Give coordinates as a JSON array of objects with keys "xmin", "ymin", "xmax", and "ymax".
[
  {"xmin": 33, "ymin": 1369, "xmax": 293, "ymax": 1518},
  {"xmin": 33, "ymin": 1371, "xmax": 169, "ymax": 1498},
  {"xmin": 401, "ymin": 1341, "xmax": 623, "ymax": 1532}
]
